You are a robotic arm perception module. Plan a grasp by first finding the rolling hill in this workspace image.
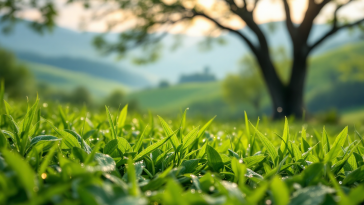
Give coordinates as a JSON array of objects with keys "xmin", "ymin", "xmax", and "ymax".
[
  {"xmin": 16, "ymin": 52, "xmax": 152, "ymax": 88},
  {"xmin": 25, "ymin": 61, "xmax": 129, "ymax": 99}
]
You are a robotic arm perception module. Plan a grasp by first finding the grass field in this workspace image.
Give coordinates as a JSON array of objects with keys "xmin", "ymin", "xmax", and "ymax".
[
  {"xmin": 127, "ymin": 82, "xmax": 222, "ymax": 112},
  {"xmin": 1, "ymin": 93, "xmax": 364, "ymax": 204}
]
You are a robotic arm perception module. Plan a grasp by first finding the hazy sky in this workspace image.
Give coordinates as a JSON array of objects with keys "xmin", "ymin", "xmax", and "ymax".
[{"xmin": 21, "ymin": 0, "xmax": 364, "ymax": 35}]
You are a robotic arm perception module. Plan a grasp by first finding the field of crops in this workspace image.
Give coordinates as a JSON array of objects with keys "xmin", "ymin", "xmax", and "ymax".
[{"xmin": 1, "ymin": 95, "xmax": 364, "ymax": 205}]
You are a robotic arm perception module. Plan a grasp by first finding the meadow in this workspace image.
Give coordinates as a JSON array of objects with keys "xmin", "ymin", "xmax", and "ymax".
[{"xmin": 1, "ymin": 90, "xmax": 364, "ymax": 205}]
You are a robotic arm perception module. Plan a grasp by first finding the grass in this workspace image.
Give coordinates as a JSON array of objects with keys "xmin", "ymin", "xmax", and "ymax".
[
  {"xmin": 1, "ymin": 92, "xmax": 364, "ymax": 205},
  {"xmin": 26, "ymin": 61, "xmax": 130, "ymax": 98}
]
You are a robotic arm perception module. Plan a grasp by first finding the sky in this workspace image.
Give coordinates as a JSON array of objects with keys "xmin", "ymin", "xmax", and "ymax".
[{"xmin": 20, "ymin": 0, "xmax": 364, "ymax": 36}]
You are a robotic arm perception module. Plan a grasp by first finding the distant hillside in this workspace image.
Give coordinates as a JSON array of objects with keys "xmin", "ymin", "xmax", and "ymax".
[
  {"xmin": 16, "ymin": 52, "xmax": 152, "ymax": 88},
  {"xmin": 0, "ymin": 20, "xmax": 362, "ymax": 82},
  {"xmin": 25, "ymin": 61, "xmax": 129, "ymax": 99}
]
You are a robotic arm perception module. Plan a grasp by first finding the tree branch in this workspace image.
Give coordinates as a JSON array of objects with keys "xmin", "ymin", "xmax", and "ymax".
[
  {"xmin": 308, "ymin": 18, "xmax": 364, "ymax": 52},
  {"xmin": 282, "ymin": 0, "xmax": 296, "ymax": 40},
  {"xmin": 192, "ymin": 10, "xmax": 258, "ymax": 55},
  {"xmin": 252, "ymin": 0, "xmax": 260, "ymax": 12},
  {"xmin": 297, "ymin": 0, "xmax": 331, "ymax": 45},
  {"xmin": 333, "ymin": 0, "xmax": 354, "ymax": 28}
]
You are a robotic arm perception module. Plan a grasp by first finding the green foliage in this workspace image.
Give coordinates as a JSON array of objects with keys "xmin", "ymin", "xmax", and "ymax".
[
  {"xmin": 1, "ymin": 96, "xmax": 364, "ymax": 204},
  {"xmin": 222, "ymin": 55, "xmax": 266, "ymax": 113},
  {"xmin": 0, "ymin": 47, "xmax": 36, "ymax": 99},
  {"xmin": 104, "ymin": 90, "xmax": 126, "ymax": 109}
]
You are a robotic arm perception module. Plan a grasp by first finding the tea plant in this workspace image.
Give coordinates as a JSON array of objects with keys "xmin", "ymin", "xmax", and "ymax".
[{"xmin": 1, "ymin": 96, "xmax": 364, "ymax": 205}]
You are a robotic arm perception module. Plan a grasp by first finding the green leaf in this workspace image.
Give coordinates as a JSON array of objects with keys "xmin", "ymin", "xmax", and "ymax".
[
  {"xmin": 243, "ymin": 155, "xmax": 266, "ymax": 168},
  {"xmin": 117, "ymin": 104, "xmax": 128, "ymax": 128},
  {"xmin": 0, "ymin": 79, "xmax": 4, "ymax": 113},
  {"xmin": 104, "ymin": 139, "xmax": 118, "ymax": 155},
  {"xmin": 180, "ymin": 159, "xmax": 200, "ymax": 174},
  {"xmin": 127, "ymin": 157, "xmax": 140, "ymax": 197},
  {"xmin": 271, "ymin": 176, "xmax": 289, "ymax": 205},
  {"xmin": 94, "ymin": 153, "xmax": 116, "ymax": 172},
  {"xmin": 85, "ymin": 140, "xmax": 103, "ymax": 164},
  {"xmin": 244, "ymin": 111, "xmax": 250, "ymax": 143},
  {"xmin": 177, "ymin": 108, "xmax": 187, "ymax": 142},
  {"xmin": 324, "ymin": 127, "xmax": 348, "ymax": 163},
  {"xmin": 0, "ymin": 130, "xmax": 8, "ymax": 149},
  {"xmin": 250, "ymin": 122, "xmax": 278, "ymax": 166},
  {"xmin": 162, "ymin": 179, "xmax": 186, "ymax": 205},
  {"xmin": 197, "ymin": 116, "xmax": 216, "ymax": 140},
  {"xmin": 58, "ymin": 106, "xmax": 69, "ymax": 129},
  {"xmin": 117, "ymin": 137, "xmax": 132, "ymax": 153},
  {"xmin": 105, "ymin": 106, "xmax": 117, "ymax": 140},
  {"xmin": 246, "ymin": 181, "xmax": 269, "ymax": 204},
  {"xmin": 21, "ymin": 96, "xmax": 39, "ymax": 138},
  {"xmin": 206, "ymin": 145, "xmax": 224, "ymax": 172},
  {"xmin": 64, "ymin": 129, "xmax": 92, "ymax": 153},
  {"xmin": 301, "ymin": 127, "xmax": 308, "ymax": 152},
  {"xmin": 231, "ymin": 158, "xmax": 247, "ymax": 188},
  {"xmin": 280, "ymin": 117, "xmax": 290, "ymax": 156},
  {"xmin": 322, "ymin": 127, "xmax": 330, "ymax": 154},
  {"xmin": 158, "ymin": 115, "xmax": 180, "ymax": 150},
  {"xmin": 72, "ymin": 147, "xmax": 88, "ymax": 163},
  {"xmin": 133, "ymin": 125, "xmax": 147, "ymax": 152},
  {"xmin": 4, "ymin": 100, "xmax": 12, "ymax": 115},
  {"xmin": 291, "ymin": 142, "xmax": 302, "ymax": 161},
  {"xmin": 331, "ymin": 141, "xmax": 360, "ymax": 174},
  {"xmin": 347, "ymin": 185, "xmax": 364, "ymax": 204},
  {"xmin": 181, "ymin": 126, "xmax": 199, "ymax": 151},
  {"xmin": 343, "ymin": 165, "xmax": 364, "ymax": 185},
  {"xmin": 2, "ymin": 149, "xmax": 36, "ymax": 198},
  {"xmin": 53, "ymin": 128, "xmax": 80, "ymax": 149},
  {"xmin": 6, "ymin": 114, "xmax": 20, "ymax": 148},
  {"xmin": 133, "ymin": 130, "xmax": 176, "ymax": 162},
  {"xmin": 27, "ymin": 135, "xmax": 61, "ymax": 153},
  {"xmin": 289, "ymin": 185, "xmax": 335, "ymax": 205},
  {"xmin": 38, "ymin": 143, "xmax": 58, "ymax": 175}
]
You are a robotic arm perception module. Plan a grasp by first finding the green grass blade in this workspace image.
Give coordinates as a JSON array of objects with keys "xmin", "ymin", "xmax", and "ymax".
[
  {"xmin": 133, "ymin": 130, "xmax": 177, "ymax": 162},
  {"xmin": 177, "ymin": 108, "xmax": 187, "ymax": 143},
  {"xmin": 1, "ymin": 149, "xmax": 36, "ymax": 198},
  {"xmin": 250, "ymin": 122, "xmax": 278, "ymax": 166},
  {"xmin": 117, "ymin": 104, "xmax": 128, "ymax": 128},
  {"xmin": 279, "ymin": 117, "xmax": 289, "ymax": 156},
  {"xmin": 158, "ymin": 115, "xmax": 180, "ymax": 150},
  {"xmin": 245, "ymin": 111, "xmax": 250, "ymax": 144},
  {"xmin": 324, "ymin": 126, "xmax": 348, "ymax": 163},
  {"xmin": 182, "ymin": 126, "xmax": 199, "ymax": 151},
  {"xmin": 206, "ymin": 145, "xmax": 224, "ymax": 172},
  {"xmin": 127, "ymin": 158, "xmax": 141, "ymax": 197},
  {"xmin": 133, "ymin": 125, "xmax": 148, "ymax": 152},
  {"xmin": 38, "ymin": 142, "xmax": 59, "ymax": 175},
  {"xmin": 105, "ymin": 106, "xmax": 117, "ymax": 140}
]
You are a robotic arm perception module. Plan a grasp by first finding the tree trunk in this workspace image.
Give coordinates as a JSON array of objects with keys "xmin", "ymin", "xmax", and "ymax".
[
  {"xmin": 256, "ymin": 52, "xmax": 307, "ymax": 120},
  {"xmin": 272, "ymin": 56, "xmax": 307, "ymax": 120}
]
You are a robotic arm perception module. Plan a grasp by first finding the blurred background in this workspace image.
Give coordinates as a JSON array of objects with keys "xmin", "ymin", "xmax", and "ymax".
[{"xmin": 1, "ymin": 0, "xmax": 364, "ymax": 123}]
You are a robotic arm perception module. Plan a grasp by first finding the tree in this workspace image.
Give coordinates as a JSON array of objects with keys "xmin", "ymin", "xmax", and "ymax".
[
  {"xmin": 68, "ymin": 86, "xmax": 92, "ymax": 106},
  {"xmin": 158, "ymin": 80, "xmax": 170, "ymax": 88},
  {"xmin": 85, "ymin": 0, "xmax": 364, "ymax": 119},
  {"xmin": 104, "ymin": 89, "xmax": 125, "ymax": 109},
  {"xmin": 0, "ymin": 0, "xmax": 57, "ymax": 33},
  {"xmin": 0, "ymin": 48, "xmax": 36, "ymax": 99},
  {"xmin": 223, "ymin": 55, "xmax": 265, "ymax": 114}
]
